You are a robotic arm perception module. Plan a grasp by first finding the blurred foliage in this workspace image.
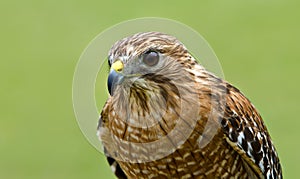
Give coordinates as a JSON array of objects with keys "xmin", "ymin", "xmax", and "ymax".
[{"xmin": 0, "ymin": 0, "xmax": 299, "ymax": 178}]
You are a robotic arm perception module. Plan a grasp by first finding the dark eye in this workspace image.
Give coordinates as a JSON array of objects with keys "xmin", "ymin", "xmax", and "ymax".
[{"xmin": 142, "ymin": 51, "xmax": 159, "ymax": 66}]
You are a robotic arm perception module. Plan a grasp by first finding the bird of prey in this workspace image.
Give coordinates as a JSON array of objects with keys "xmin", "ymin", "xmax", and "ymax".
[{"xmin": 97, "ymin": 32, "xmax": 282, "ymax": 178}]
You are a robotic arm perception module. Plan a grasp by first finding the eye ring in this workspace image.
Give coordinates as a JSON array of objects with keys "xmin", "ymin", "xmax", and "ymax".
[{"xmin": 142, "ymin": 51, "xmax": 159, "ymax": 66}]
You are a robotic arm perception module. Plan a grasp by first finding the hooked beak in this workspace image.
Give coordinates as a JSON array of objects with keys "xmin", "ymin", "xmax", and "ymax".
[{"xmin": 107, "ymin": 60, "xmax": 124, "ymax": 95}]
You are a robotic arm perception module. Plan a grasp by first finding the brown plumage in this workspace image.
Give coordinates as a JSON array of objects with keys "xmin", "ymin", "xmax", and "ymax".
[{"xmin": 97, "ymin": 32, "xmax": 282, "ymax": 178}]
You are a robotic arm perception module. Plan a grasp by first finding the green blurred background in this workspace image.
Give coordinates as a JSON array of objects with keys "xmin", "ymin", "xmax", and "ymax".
[{"xmin": 1, "ymin": 0, "xmax": 299, "ymax": 178}]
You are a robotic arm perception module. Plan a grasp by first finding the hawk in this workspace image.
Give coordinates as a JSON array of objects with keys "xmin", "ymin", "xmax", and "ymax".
[{"xmin": 97, "ymin": 32, "xmax": 282, "ymax": 178}]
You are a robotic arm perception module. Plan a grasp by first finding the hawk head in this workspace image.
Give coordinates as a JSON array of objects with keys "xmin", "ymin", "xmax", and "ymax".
[
  {"xmin": 106, "ymin": 32, "xmax": 202, "ymax": 128},
  {"xmin": 107, "ymin": 32, "xmax": 194, "ymax": 94}
]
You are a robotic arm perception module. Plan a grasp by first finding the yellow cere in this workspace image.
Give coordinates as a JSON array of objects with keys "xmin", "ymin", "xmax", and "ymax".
[{"xmin": 111, "ymin": 60, "xmax": 124, "ymax": 72}]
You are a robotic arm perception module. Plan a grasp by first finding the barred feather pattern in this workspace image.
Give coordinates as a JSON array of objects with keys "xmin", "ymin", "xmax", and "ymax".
[{"xmin": 97, "ymin": 32, "xmax": 282, "ymax": 178}]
